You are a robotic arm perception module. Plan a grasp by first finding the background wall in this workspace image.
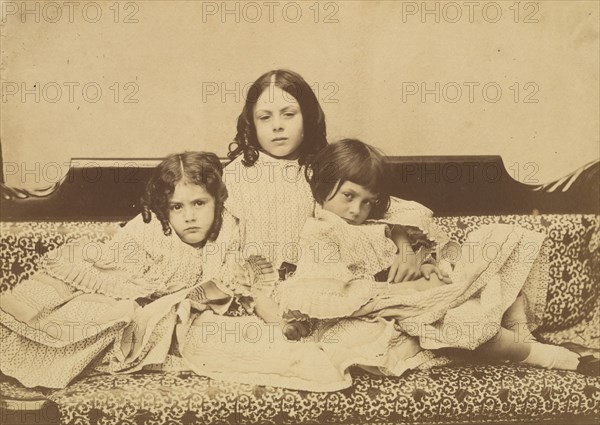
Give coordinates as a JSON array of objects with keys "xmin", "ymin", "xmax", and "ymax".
[{"xmin": 1, "ymin": 0, "xmax": 598, "ymax": 187}]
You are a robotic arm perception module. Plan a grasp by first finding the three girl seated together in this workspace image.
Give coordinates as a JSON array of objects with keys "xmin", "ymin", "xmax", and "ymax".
[
  {"xmin": 1, "ymin": 69, "xmax": 597, "ymax": 391},
  {"xmin": 139, "ymin": 69, "xmax": 592, "ymax": 374}
]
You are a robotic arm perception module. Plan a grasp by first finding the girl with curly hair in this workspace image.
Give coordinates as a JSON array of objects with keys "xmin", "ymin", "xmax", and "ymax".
[{"xmin": 0, "ymin": 151, "xmax": 237, "ymax": 388}]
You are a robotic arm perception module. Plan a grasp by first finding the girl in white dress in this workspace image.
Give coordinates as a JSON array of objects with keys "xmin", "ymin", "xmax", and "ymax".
[
  {"xmin": 222, "ymin": 69, "xmax": 328, "ymax": 325},
  {"xmin": 276, "ymin": 139, "xmax": 597, "ymax": 376},
  {"xmin": 222, "ymin": 70, "xmax": 435, "ymax": 330},
  {"xmin": 0, "ymin": 152, "xmax": 237, "ymax": 388}
]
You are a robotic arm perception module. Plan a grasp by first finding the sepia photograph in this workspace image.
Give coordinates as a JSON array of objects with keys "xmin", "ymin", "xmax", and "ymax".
[{"xmin": 1, "ymin": 1, "xmax": 599, "ymax": 424}]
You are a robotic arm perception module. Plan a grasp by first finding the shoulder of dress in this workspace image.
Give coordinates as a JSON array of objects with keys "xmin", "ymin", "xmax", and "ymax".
[
  {"xmin": 312, "ymin": 209, "xmax": 349, "ymax": 233},
  {"xmin": 223, "ymin": 154, "xmax": 244, "ymax": 168},
  {"xmin": 222, "ymin": 156, "xmax": 246, "ymax": 187},
  {"xmin": 388, "ymin": 196, "xmax": 433, "ymax": 215},
  {"xmin": 216, "ymin": 209, "xmax": 239, "ymax": 239},
  {"xmin": 121, "ymin": 212, "xmax": 156, "ymax": 235},
  {"xmin": 120, "ymin": 212, "xmax": 174, "ymax": 248}
]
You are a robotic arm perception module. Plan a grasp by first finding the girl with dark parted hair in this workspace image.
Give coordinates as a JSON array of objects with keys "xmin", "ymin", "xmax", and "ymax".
[
  {"xmin": 223, "ymin": 70, "xmax": 444, "ymax": 334},
  {"xmin": 277, "ymin": 139, "xmax": 598, "ymax": 377},
  {"xmin": 222, "ymin": 69, "xmax": 330, "ymax": 328},
  {"xmin": 228, "ymin": 69, "xmax": 327, "ymax": 167}
]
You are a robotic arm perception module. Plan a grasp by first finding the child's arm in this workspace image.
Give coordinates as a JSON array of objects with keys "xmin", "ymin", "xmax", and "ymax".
[
  {"xmin": 240, "ymin": 256, "xmax": 311, "ymax": 340},
  {"xmin": 42, "ymin": 215, "xmax": 168, "ymax": 299},
  {"xmin": 380, "ymin": 196, "xmax": 451, "ymax": 251}
]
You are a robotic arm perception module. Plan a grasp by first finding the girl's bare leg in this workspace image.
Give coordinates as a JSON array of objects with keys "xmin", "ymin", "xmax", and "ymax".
[
  {"xmin": 474, "ymin": 327, "xmax": 580, "ymax": 370},
  {"xmin": 475, "ymin": 327, "xmax": 530, "ymax": 361},
  {"xmin": 502, "ymin": 293, "xmax": 535, "ymax": 341}
]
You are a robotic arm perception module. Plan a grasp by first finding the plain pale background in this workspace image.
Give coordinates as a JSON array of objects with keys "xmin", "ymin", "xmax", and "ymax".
[{"xmin": 1, "ymin": 0, "xmax": 598, "ymax": 187}]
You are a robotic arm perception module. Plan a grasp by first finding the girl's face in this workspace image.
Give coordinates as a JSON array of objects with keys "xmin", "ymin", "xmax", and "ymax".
[
  {"xmin": 168, "ymin": 182, "xmax": 215, "ymax": 246},
  {"xmin": 322, "ymin": 181, "xmax": 378, "ymax": 225},
  {"xmin": 253, "ymin": 86, "xmax": 304, "ymax": 160}
]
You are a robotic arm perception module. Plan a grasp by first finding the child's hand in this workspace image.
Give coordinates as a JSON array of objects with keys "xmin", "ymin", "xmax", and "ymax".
[
  {"xmin": 420, "ymin": 264, "xmax": 452, "ymax": 284},
  {"xmin": 233, "ymin": 263, "xmax": 251, "ymax": 290},
  {"xmin": 247, "ymin": 255, "xmax": 277, "ymax": 294},
  {"xmin": 234, "ymin": 255, "xmax": 276, "ymax": 293},
  {"xmin": 387, "ymin": 252, "xmax": 422, "ymax": 282}
]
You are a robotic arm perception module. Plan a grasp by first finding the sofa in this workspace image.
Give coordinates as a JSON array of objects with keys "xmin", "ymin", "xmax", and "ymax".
[{"xmin": 1, "ymin": 156, "xmax": 599, "ymax": 425}]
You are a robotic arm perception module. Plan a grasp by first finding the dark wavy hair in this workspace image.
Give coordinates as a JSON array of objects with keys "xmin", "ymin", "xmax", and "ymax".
[
  {"xmin": 141, "ymin": 152, "xmax": 228, "ymax": 243},
  {"xmin": 306, "ymin": 139, "xmax": 391, "ymax": 219},
  {"xmin": 227, "ymin": 69, "xmax": 328, "ymax": 167}
]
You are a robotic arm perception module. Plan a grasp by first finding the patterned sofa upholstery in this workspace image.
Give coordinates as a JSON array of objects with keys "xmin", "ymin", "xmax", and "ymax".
[{"xmin": 1, "ymin": 157, "xmax": 599, "ymax": 425}]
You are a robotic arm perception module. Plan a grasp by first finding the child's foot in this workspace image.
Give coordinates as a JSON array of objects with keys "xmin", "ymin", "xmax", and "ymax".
[
  {"xmin": 577, "ymin": 355, "xmax": 600, "ymax": 376},
  {"xmin": 520, "ymin": 342, "xmax": 580, "ymax": 371},
  {"xmin": 559, "ymin": 341, "xmax": 600, "ymax": 357}
]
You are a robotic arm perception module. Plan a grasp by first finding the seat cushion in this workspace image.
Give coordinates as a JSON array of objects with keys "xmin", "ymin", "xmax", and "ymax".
[{"xmin": 43, "ymin": 365, "xmax": 600, "ymax": 424}]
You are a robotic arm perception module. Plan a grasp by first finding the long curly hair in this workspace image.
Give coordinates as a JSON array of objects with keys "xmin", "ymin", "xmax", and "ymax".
[
  {"xmin": 227, "ymin": 69, "xmax": 328, "ymax": 167},
  {"xmin": 306, "ymin": 139, "xmax": 391, "ymax": 220},
  {"xmin": 141, "ymin": 152, "xmax": 228, "ymax": 243}
]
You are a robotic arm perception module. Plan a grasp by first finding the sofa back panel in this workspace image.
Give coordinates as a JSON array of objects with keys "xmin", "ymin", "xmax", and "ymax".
[
  {"xmin": 1, "ymin": 157, "xmax": 598, "ymax": 221},
  {"xmin": 2, "ymin": 215, "xmax": 597, "ymax": 330}
]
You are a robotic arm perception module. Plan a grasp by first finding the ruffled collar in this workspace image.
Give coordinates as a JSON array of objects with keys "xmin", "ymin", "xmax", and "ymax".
[
  {"xmin": 314, "ymin": 204, "xmax": 362, "ymax": 227},
  {"xmin": 257, "ymin": 151, "xmax": 302, "ymax": 168}
]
